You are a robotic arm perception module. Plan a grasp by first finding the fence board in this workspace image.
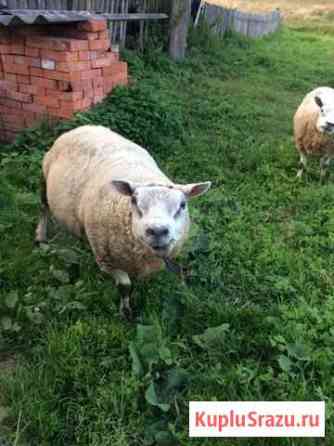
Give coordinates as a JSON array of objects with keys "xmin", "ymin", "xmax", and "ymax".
[{"xmin": 199, "ymin": 3, "xmax": 281, "ymax": 39}]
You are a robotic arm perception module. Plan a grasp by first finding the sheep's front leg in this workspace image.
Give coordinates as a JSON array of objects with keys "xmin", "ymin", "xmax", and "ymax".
[
  {"xmin": 296, "ymin": 153, "xmax": 307, "ymax": 179},
  {"xmin": 94, "ymin": 253, "xmax": 133, "ymax": 320},
  {"xmin": 111, "ymin": 270, "xmax": 133, "ymax": 321},
  {"xmin": 320, "ymin": 155, "xmax": 331, "ymax": 183}
]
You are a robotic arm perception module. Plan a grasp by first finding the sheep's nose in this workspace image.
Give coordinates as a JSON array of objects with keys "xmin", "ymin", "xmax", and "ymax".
[
  {"xmin": 326, "ymin": 122, "xmax": 334, "ymax": 130},
  {"xmin": 146, "ymin": 226, "xmax": 169, "ymax": 238}
]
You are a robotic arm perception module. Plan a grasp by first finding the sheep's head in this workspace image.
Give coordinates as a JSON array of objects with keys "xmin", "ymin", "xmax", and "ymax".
[
  {"xmin": 112, "ymin": 180, "xmax": 211, "ymax": 257},
  {"xmin": 315, "ymin": 95, "xmax": 334, "ymax": 136}
]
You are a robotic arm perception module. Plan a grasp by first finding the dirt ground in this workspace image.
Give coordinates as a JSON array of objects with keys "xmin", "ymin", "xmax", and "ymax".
[{"xmin": 206, "ymin": 0, "xmax": 334, "ymax": 24}]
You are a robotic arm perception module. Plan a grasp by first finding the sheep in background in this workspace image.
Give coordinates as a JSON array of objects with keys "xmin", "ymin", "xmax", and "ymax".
[
  {"xmin": 35, "ymin": 125, "xmax": 211, "ymax": 319},
  {"xmin": 294, "ymin": 87, "xmax": 334, "ymax": 180}
]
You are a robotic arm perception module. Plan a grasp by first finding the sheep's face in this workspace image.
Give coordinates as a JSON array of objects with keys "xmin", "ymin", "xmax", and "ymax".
[
  {"xmin": 315, "ymin": 96, "xmax": 334, "ymax": 136},
  {"xmin": 112, "ymin": 181, "xmax": 211, "ymax": 257}
]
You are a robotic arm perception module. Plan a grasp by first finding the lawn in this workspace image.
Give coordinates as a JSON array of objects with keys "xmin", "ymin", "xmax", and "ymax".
[{"xmin": 1, "ymin": 20, "xmax": 334, "ymax": 446}]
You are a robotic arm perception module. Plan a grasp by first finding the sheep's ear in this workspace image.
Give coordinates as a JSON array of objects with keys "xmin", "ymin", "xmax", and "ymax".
[
  {"xmin": 315, "ymin": 96, "xmax": 324, "ymax": 109},
  {"xmin": 112, "ymin": 180, "xmax": 136, "ymax": 196},
  {"xmin": 176, "ymin": 181, "xmax": 212, "ymax": 199}
]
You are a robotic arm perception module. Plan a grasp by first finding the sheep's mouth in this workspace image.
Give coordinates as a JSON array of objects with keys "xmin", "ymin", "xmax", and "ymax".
[{"xmin": 150, "ymin": 243, "xmax": 172, "ymax": 256}]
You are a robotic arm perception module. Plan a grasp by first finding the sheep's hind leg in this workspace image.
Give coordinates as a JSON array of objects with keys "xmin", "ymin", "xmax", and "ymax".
[
  {"xmin": 35, "ymin": 175, "xmax": 49, "ymax": 244},
  {"xmin": 296, "ymin": 153, "xmax": 307, "ymax": 179},
  {"xmin": 112, "ymin": 270, "xmax": 133, "ymax": 321},
  {"xmin": 320, "ymin": 155, "xmax": 331, "ymax": 183}
]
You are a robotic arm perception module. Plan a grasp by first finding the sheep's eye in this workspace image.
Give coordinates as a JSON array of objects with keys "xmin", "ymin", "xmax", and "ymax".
[
  {"xmin": 175, "ymin": 201, "xmax": 186, "ymax": 218},
  {"xmin": 131, "ymin": 196, "xmax": 143, "ymax": 217}
]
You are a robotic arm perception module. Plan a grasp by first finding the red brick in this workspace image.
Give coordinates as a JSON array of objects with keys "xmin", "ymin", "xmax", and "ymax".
[
  {"xmin": 0, "ymin": 44, "xmax": 11, "ymax": 54},
  {"xmin": 45, "ymin": 70, "xmax": 81, "ymax": 82},
  {"xmin": 1, "ymin": 130, "xmax": 18, "ymax": 142},
  {"xmin": 0, "ymin": 97, "xmax": 22, "ymax": 109},
  {"xmin": 84, "ymin": 87, "xmax": 95, "ymax": 99},
  {"xmin": 34, "ymin": 95, "xmax": 60, "ymax": 108},
  {"xmin": 57, "ymin": 80, "xmax": 71, "ymax": 91},
  {"xmin": 88, "ymin": 39, "xmax": 110, "ymax": 51},
  {"xmin": 14, "ymin": 56, "xmax": 41, "ymax": 68},
  {"xmin": 89, "ymin": 51, "xmax": 98, "ymax": 60},
  {"xmin": 78, "ymin": 19, "xmax": 107, "ymax": 33},
  {"xmin": 30, "ymin": 67, "xmax": 45, "ymax": 77},
  {"xmin": 45, "ymin": 89, "xmax": 83, "ymax": 102},
  {"xmin": 60, "ymin": 79, "xmax": 92, "ymax": 92},
  {"xmin": 26, "ymin": 37, "xmax": 88, "ymax": 52},
  {"xmin": 93, "ymin": 87, "xmax": 104, "ymax": 97},
  {"xmin": 10, "ymin": 45, "xmax": 25, "ymax": 55},
  {"xmin": 1, "ymin": 114, "xmax": 26, "ymax": 129},
  {"xmin": 1, "ymin": 54, "xmax": 14, "ymax": 64},
  {"xmin": 56, "ymin": 61, "xmax": 91, "ymax": 72},
  {"xmin": 31, "ymin": 76, "xmax": 57, "ymax": 89},
  {"xmin": 22, "ymin": 102, "xmax": 47, "ymax": 113},
  {"xmin": 19, "ymin": 84, "xmax": 46, "ymax": 96},
  {"xmin": 0, "ymin": 79, "xmax": 18, "ymax": 93},
  {"xmin": 91, "ymin": 55, "xmax": 115, "ymax": 68},
  {"xmin": 60, "ymin": 99, "xmax": 83, "ymax": 112},
  {"xmin": 103, "ymin": 80, "xmax": 113, "ymax": 94},
  {"xmin": 80, "ymin": 97, "xmax": 93, "ymax": 109},
  {"xmin": 93, "ymin": 77, "xmax": 104, "ymax": 89},
  {"xmin": 4, "ymin": 73, "xmax": 17, "ymax": 82},
  {"xmin": 16, "ymin": 74, "xmax": 30, "ymax": 84},
  {"xmin": 81, "ymin": 69, "xmax": 102, "ymax": 80},
  {"xmin": 6, "ymin": 90, "xmax": 32, "ymax": 103},
  {"xmin": 48, "ymin": 107, "xmax": 73, "ymax": 119},
  {"xmin": 102, "ymin": 61, "xmax": 127, "ymax": 77},
  {"xmin": 5, "ymin": 63, "xmax": 29, "ymax": 75},
  {"xmin": 40, "ymin": 49, "xmax": 79, "ymax": 62},
  {"xmin": 98, "ymin": 31, "xmax": 110, "ymax": 40},
  {"xmin": 78, "ymin": 51, "xmax": 90, "ymax": 61},
  {"xmin": 66, "ymin": 30, "xmax": 100, "ymax": 41},
  {"xmin": 111, "ymin": 72, "xmax": 128, "ymax": 86},
  {"xmin": 0, "ymin": 105, "xmax": 23, "ymax": 116},
  {"xmin": 25, "ymin": 47, "xmax": 40, "ymax": 57}
]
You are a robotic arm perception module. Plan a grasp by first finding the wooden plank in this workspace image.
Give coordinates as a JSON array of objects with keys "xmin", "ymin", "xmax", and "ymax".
[{"xmin": 101, "ymin": 12, "xmax": 168, "ymax": 20}]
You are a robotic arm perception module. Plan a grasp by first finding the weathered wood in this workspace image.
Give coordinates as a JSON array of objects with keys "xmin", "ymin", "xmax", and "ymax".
[
  {"xmin": 168, "ymin": 0, "xmax": 191, "ymax": 62},
  {"xmin": 198, "ymin": 3, "xmax": 281, "ymax": 39},
  {"xmin": 101, "ymin": 12, "xmax": 167, "ymax": 20}
]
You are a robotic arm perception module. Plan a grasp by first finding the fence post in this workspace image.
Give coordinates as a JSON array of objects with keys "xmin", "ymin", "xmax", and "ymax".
[{"xmin": 168, "ymin": 0, "xmax": 191, "ymax": 62}]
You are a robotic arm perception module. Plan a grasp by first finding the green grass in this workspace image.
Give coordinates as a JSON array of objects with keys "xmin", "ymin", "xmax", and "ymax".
[{"xmin": 1, "ymin": 25, "xmax": 334, "ymax": 445}]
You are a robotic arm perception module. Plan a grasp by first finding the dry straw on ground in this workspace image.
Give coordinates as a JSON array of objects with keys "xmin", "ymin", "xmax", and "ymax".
[{"xmin": 206, "ymin": 0, "xmax": 334, "ymax": 24}]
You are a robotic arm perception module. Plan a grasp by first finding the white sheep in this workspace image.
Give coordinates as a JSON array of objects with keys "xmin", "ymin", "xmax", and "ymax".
[
  {"xmin": 294, "ymin": 86, "xmax": 334, "ymax": 180},
  {"xmin": 35, "ymin": 125, "xmax": 211, "ymax": 318}
]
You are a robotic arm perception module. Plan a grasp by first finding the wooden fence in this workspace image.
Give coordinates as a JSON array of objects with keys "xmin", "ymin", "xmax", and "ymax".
[
  {"xmin": 197, "ymin": 2, "xmax": 281, "ymax": 38},
  {"xmin": 3, "ymin": 0, "xmax": 169, "ymax": 45}
]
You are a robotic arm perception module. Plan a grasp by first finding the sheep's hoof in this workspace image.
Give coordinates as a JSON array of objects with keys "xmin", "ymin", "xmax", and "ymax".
[
  {"xmin": 118, "ymin": 285, "xmax": 134, "ymax": 322},
  {"xmin": 34, "ymin": 239, "xmax": 48, "ymax": 247},
  {"xmin": 119, "ymin": 298, "xmax": 133, "ymax": 321},
  {"xmin": 320, "ymin": 171, "xmax": 330, "ymax": 184}
]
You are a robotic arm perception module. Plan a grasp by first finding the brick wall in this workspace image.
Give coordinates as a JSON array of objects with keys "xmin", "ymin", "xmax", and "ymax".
[{"xmin": 0, "ymin": 19, "xmax": 128, "ymax": 142}]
